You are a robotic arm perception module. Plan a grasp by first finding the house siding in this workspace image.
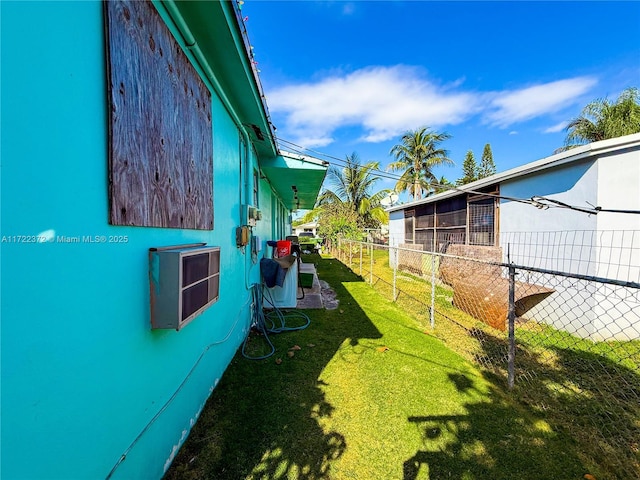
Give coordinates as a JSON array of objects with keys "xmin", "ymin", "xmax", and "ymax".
[
  {"xmin": 500, "ymin": 158, "xmax": 599, "ymax": 272},
  {"xmin": 595, "ymin": 147, "xmax": 640, "ymax": 275},
  {"xmin": 593, "ymin": 149, "xmax": 640, "ymax": 340},
  {"xmin": 1, "ymin": 2, "xmax": 289, "ymax": 478},
  {"xmin": 499, "ymin": 152, "xmax": 639, "ymax": 340},
  {"xmin": 387, "ymin": 137, "xmax": 639, "ymax": 341},
  {"xmin": 388, "ymin": 210, "xmax": 405, "ymax": 249}
]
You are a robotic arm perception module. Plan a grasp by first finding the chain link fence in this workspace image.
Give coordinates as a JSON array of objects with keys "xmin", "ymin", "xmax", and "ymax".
[{"xmin": 333, "ymin": 232, "xmax": 639, "ymax": 479}]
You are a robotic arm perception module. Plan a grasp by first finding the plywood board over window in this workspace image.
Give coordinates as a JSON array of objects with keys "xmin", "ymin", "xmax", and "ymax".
[{"xmin": 105, "ymin": 0, "xmax": 213, "ymax": 229}]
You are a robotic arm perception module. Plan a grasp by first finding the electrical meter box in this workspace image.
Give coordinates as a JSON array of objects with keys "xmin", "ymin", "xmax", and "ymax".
[
  {"xmin": 149, "ymin": 245, "xmax": 220, "ymax": 330},
  {"xmin": 246, "ymin": 205, "xmax": 262, "ymax": 227}
]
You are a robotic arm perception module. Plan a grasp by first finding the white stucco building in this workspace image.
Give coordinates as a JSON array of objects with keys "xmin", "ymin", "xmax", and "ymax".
[
  {"xmin": 293, "ymin": 221, "xmax": 319, "ymax": 237},
  {"xmin": 387, "ymin": 133, "xmax": 640, "ymax": 340}
]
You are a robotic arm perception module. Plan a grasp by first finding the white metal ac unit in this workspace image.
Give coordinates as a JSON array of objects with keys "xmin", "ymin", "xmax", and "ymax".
[{"xmin": 149, "ymin": 245, "xmax": 220, "ymax": 330}]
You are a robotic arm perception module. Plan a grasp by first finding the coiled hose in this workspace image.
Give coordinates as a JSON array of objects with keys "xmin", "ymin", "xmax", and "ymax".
[{"xmin": 241, "ymin": 283, "xmax": 311, "ymax": 360}]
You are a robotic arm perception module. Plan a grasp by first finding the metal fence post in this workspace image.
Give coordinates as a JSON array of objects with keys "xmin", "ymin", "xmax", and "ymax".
[
  {"xmin": 349, "ymin": 240, "xmax": 353, "ymax": 267},
  {"xmin": 430, "ymin": 252, "xmax": 436, "ymax": 329},
  {"xmin": 392, "ymin": 247, "xmax": 397, "ymax": 301},
  {"xmin": 370, "ymin": 243, "xmax": 373, "ymax": 285},
  {"xmin": 507, "ymin": 264, "xmax": 516, "ymax": 390},
  {"xmin": 430, "ymin": 237, "xmax": 436, "ymax": 329},
  {"xmin": 360, "ymin": 242, "xmax": 363, "ymax": 277}
]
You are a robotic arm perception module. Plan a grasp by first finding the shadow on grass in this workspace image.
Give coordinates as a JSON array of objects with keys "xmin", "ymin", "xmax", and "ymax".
[
  {"xmin": 519, "ymin": 346, "xmax": 640, "ymax": 479},
  {"xmin": 456, "ymin": 325, "xmax": 640, "ymax": 479},
  {"xmin": 404, "ymin": 372, "xmax": 587, "ymax": 480},
  {"xmin": 164, "ymin": 255, "xmax": 382, "ymax": 479}
]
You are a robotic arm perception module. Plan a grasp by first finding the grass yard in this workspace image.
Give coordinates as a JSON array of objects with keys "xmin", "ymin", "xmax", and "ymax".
[
  {"xmin": 165, "ymin": 255, "xmax": 593, "ymax": 480},
  {"xmin": 340, "ymin": 246, "xmax": 640, "ymax": 479}
]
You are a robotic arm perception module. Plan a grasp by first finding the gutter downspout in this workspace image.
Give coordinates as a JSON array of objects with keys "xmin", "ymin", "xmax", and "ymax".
[
  {"xmin": 161, "ymin": 1, "xmax": 245, "ymax": 136},
  {"xmin": 160, "ymin": 1, "xmax": 252, "ymax": 228}
]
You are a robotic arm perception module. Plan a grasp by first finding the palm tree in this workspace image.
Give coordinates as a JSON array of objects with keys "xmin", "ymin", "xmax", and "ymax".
[
  {"xmin": 317, "ymin": 152, "xmax": 390, "ymax": 226},
  {"xmin": 563, "ymin": 87, "xmax": 640, "ymax": 149},
  {"xmin": 387, "ymin": 127, "xmax": 453, "ymax": 200},
  {"xmin": 433, "ymin": 176, "xmax": 454, "ymax": 194}
]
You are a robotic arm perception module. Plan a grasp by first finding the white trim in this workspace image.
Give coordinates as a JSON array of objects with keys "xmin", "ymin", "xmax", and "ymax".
[
  {"xmin": 387, "ymin": 133, "xmax": 640, "ymax": 212},
  {"xmin": 279, "ymin": 150, "xmax": 328, "ymax": 167}
]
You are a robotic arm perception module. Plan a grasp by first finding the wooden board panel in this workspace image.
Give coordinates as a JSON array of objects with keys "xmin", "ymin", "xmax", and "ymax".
[{"xmin": 105, "ymin": 0, "xmax": 213, "ymax": 229}]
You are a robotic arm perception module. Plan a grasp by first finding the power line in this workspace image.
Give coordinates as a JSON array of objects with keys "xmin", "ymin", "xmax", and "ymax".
[
  {"xmin": 532, "ymin": 196, "xmax": 640, "ymax": 215},
  {"xmin": 276, "ymin": 137, "xmax": 405, "ymax": 183},
  {"xmin": 275, "ymin": 137, "xmax": 640, "ymax": 216},
  {"xmin": 277, "ymin": 137, "xmax": 535, "ymax": 204}
]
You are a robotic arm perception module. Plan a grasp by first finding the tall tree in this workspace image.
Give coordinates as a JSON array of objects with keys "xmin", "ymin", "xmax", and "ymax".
[
  {"xmin": 387, "ymin": 127, "xmax": 453, "ymax": 200},
  {"xmin": 317, "ymin": 152, "xmax": 390, "ymax": 227},
  {"xmin": 456, "ymin": 150, "xmax": 478, "ymax": 186},
  {"xmin": 563, "ymin": 87, "xmax": 640, "ymax": 149},
  {"xmin": 478, "ymin": 143, "xmax": 496, "ymax": 179},
  {"xmin": 433, "ymin": 176, "xmax": 454, "ymax": 194},
  {"xmin": 317, "ymin": 202, "xmax": 361, "ymax": 247}
]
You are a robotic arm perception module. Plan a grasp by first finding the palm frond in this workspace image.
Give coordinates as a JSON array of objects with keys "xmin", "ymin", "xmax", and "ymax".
[
  {"xmin": 388, "ymin": 126, "xmax": 453, "ymax": 200},
  {"xmin": 563, "ymin": 87, "xmax": 640, "ymax": 147}
]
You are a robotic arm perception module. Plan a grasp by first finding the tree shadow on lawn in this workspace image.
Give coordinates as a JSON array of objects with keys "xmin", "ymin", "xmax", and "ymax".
[
  {"xmin": 442, "ymin": 325, "xmax": 640, "ymax": 479},
  {"xmin": 404, "ymin": 371, "xmax": 588, "ymax": 480},
  {"xmin": 164, "ymin": 256, "xmax": 382, "ymax": 480},
  {"xmin": 517, "ymin": 345, "xmax": 640, "ymax": 479}
]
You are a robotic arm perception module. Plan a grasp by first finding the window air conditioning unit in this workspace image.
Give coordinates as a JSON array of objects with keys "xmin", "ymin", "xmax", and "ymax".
[
  {"xmin": 149, "ymin": 245, "xmax": 220, "ymax": 330},
  {"xmin": 246, "ymin": 205, "xmax": 262, "ymax": 227}
]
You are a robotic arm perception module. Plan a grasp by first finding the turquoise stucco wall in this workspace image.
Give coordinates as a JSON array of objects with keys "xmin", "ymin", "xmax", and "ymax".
[{"xmin": 0, "ymin": 1, "xmax": 278, "ymax": 478}]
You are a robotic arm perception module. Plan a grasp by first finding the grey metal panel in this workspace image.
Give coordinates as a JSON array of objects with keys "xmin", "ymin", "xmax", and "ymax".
[{"xmin": 149, "ymin": 246, "xmax": 220, "ymax": 330}]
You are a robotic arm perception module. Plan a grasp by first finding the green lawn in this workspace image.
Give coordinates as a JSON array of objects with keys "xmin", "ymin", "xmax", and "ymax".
[
  {"xmin": 342, "ymin": 246, "xmax": 639, "ymax": 479},
  {"xmin": 165, "ymin": 255, "xmax": 591, "ymax": 480}
]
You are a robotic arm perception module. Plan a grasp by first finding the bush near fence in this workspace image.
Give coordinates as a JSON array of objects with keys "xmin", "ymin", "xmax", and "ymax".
[{"xmin": 333, "ymin": 237, "xmax": 640, "ymax": 480}]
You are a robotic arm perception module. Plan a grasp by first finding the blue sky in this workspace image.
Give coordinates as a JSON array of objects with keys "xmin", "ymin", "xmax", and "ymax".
[{"xmin": 243, "ymin": 1, "xmax": 640, "ymax": 195}]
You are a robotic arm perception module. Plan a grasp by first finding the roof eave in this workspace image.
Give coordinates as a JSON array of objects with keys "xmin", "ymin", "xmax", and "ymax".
[
  {"xmin": 164, "ymin": 0, "xmax": 277, "ymax": 158},
  {"xmin": 261, "ymin": 152, "xmax": 328, "ymax": 210},
  {"xmin": 387, "ymin": 133, "xmax": 640, "ymax": 212}
]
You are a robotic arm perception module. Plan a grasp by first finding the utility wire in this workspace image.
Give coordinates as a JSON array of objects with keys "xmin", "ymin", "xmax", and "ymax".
[
  {"xmin": 278, "ymin": 137, "xmax": 514, "ymax": 197},
  {"xmin": 532, "ymin": 196, "xmax": 640, "ymax": 215},
  {"xmin": 276, "ymin": 137, "xmax": 640, "ymax": 216},
  {"xmin": 277, "ymin": 137, "xmax": 540, "ymax": 207},
  {"xmin": 105, "ymin": 295, "xmax": 252, "ymax": 479},
  {"xmin": 277, "ymin": 137, "xmax": 404, "ymax": 183}
]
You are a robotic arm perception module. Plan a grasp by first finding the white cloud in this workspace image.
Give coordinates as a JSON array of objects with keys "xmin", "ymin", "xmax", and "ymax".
[
  {"xmin": 267, "ymin": 67, "xmax": 597, "ymax": 147},
  {"xmin": 268, "ymin": 66, "xmax": 479, "ymax": 147},
  {"xmin": 509, "ymin": 131, "xmax": 518, "ymax": 135},
  {"xmin": 543, "ymin": 121, "xmax": 568, "ymax": 134},
  {"xmin": 484, "ymin": 77, "xmax": 597, "ymax": 128}
]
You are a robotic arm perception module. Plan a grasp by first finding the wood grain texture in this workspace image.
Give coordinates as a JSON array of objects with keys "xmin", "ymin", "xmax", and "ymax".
[{"xmin": 105, "ymin": 0, "xmax": 213, "ymax": 229}]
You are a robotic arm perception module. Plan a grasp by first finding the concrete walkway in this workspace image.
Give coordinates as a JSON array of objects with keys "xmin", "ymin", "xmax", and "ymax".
[{"xmin": 296, "ymin": 262, "xmax": 323, "ymax": 309}]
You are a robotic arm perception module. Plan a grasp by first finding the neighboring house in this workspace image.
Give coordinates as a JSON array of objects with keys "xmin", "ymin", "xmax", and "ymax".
[
  {"xmin": 293, "ymin": 221, "xmax": 319, "ymax": 237},
  {"xmin": 388, "ymin": 134, "xmax": 640, "ymax": 340},
  {"xmin": 364, "ymin": 225, "xmax": 390, "ymax": 244},
  {"xmin": 0, "ymin": 1, "xmax": 326, "ymax": 479}
]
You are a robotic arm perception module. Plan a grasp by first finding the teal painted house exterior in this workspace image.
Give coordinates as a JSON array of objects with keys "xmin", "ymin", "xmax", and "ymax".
[{"xmin": 0, "ymin": 1, "xmax": 326, "ymax": 478}]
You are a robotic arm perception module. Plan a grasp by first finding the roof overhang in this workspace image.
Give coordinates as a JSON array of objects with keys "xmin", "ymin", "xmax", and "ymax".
[
  {"xmin": 163, "ymin": 0, "xmax": 277, "ymax": 158},
  {"xmin": 387, "ymin": 133, "xmax": 640, "ymax": 212},
  {"xmin": 160, "ymin": 2, "xmax": 328, "ymax": 210},
  {"xmin": 260, "ymin": 151, "xmax": 328, "ymax": 210}
]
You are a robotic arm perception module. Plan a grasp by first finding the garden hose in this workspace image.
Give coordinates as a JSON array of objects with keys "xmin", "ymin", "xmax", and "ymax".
[{"xmin": 242, "ymin": 283, "xmax": 311, "ymax": 360}]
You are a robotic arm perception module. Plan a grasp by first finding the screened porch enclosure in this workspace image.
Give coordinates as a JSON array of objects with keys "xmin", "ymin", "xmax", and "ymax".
[{"xmin": 404, "ymin": 187, "xmax": 498, "ymax": 251}]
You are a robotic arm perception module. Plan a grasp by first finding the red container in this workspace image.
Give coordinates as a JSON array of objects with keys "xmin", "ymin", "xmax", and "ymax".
[{"xmin": 276, "ymin": 240, "xmax": 291, "ymax": 257}]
